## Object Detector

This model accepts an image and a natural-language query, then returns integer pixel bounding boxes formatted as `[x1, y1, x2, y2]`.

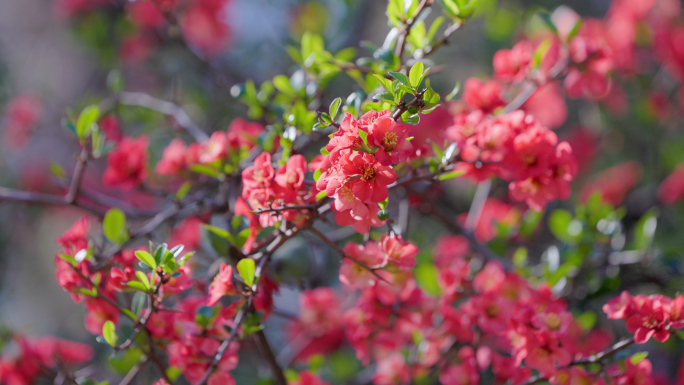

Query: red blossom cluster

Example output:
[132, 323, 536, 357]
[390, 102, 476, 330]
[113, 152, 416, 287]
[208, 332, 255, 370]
[2, 94, 43, 149]
[156, 118, 266, 177]
[315, 111, 413, 232]
[0, 335, 92, 385]
[447, 109, 578, 211]
[283, 234, 660, 385]
[241, 152, 314, 228]
[55, 0, 233, 61]
[50, 213, 284, 385]
[604, 291, 684, 343]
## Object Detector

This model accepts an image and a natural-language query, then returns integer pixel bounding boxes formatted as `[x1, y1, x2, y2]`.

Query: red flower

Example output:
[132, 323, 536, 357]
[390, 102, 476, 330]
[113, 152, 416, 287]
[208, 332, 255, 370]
[625, 295, 671, 343]
[380, 234, 419, 268]
[103, 136, 149, 190]
[463, 78, 506, 113]
[368, 115, 412, 165]
[156, 138, 188, 176]
[341, 152, 396, 203]
[207, 263, 238, 306]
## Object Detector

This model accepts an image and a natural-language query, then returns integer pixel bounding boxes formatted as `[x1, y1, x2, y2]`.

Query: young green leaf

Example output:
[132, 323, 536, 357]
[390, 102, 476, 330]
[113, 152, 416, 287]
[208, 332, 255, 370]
[531, 38, 552, 69]
[389, 72, 412, 88]
[126, 281, 149, 292]
[204, 225, 236, 244]
[76, 105, 100, 139]
[237, 258, 256, 287]
[103, 208, 129, 245]
[329, 97, 342, 121]
[567, 18, 583, 41]
[437, 170, 465, 180]
[409, 62, 426, 88]
[134, 250, 156, 269]
[102, 320, 117, 347]
[136, 271, 151, 290]
[357, 129, 369, 146]
[373, 74, 395, 95]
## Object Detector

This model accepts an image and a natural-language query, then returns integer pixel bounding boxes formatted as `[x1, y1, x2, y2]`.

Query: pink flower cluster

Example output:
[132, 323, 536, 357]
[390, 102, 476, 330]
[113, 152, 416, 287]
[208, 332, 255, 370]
[156, 118, 266, 177]
[336, 234, 633, 385]
[447, 109, 578, 210]
[316, 111, 411, 232]
[603, 291, 684, 343]
[51, 214, 285, 385]
[241, 152, 313, 228]
[339, 234, 419, 288]
[2, 94, 43, 149]
[56, 0, 233, 61]
[0, 335, 93, 385]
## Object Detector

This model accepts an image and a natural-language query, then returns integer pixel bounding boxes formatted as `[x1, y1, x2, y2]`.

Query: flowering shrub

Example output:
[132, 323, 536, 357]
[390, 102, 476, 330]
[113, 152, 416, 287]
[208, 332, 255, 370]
[2, 0, 684, 384]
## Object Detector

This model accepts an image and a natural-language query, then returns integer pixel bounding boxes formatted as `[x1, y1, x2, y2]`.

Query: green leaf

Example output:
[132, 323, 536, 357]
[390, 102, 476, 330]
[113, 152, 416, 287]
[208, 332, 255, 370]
[316, 190, 328, 201]
[513, 247, 527, 268]
[329, 97, 342, 121]
[377, 209, 390, 221]
[358, 129, 369, 147]
[440, 0, 461, 19]
[408, 62, 426, 88]
[414, 263, 441, 296]
[437, 170, 465, 180]
[633, 209, 657, 250]
[373, 74, 394, 95]
[136, 271, 151, 290]
[538, 13, 558, 35]
[313, 169, 322, 182]
[237, 258, 256, 287]
[126, 281, 149, 292]
[427, 16, 445, 42]
[76, 105, 100, 139]
[102, 320, 117, 347]
[121, 309, 138, 322]
[575, 311, 597, 331]
[204, 225, 236, 244]
[630, 352, 649, 365]
[567, 18, 583, 41]
[445, 81, 461, 101]
[531, 38, 552, 69]
[389, 72, 411, 88]
[273, 75, 295, 96]
[189, 164, 221, 178]
[234, 228, 252, 250]
[134, 250, 156, 269]
[50, 163, 66, 178]
[548, 209, 582, 244]
[176, 181, 192, 201]
[373, 92, 394, 102]
[103, 208, 129, 245]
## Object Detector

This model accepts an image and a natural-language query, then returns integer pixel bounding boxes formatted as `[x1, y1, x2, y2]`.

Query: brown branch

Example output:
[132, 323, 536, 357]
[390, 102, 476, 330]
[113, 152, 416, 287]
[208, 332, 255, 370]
[65, 148, 89, 204]
[421, 21, 464, 58]
[394, 0, 433, 61]
[254, 329, 287, 385]
[307, 226, 390, 284]
[118, 92, 209, 142]
[519, 338, 635, 385]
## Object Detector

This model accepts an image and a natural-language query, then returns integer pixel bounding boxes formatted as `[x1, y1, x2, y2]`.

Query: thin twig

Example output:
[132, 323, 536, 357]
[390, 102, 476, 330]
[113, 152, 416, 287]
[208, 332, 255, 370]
[394, 0, 433, 61]
[119, 92, 209, 142]
[307, 226, 389, 284]
[518, 338, 635, 385]
[254, 329, 287, 385]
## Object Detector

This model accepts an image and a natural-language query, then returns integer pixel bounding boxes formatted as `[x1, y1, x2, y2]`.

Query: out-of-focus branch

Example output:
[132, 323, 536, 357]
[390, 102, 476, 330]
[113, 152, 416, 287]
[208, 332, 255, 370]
[421, 20, 464, 58]
[118, 92, 209, 142]
[308, 226, 389, 283]
[65, 148, 88, 204]
[519, 338, 636, 385]
[394, 0, 433, 61]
